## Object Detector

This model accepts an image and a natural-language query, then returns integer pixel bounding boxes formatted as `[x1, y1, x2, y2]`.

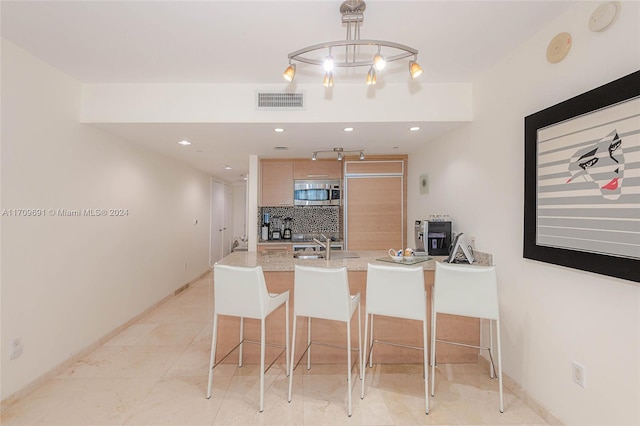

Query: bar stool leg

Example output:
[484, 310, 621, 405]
[207, 313, 219, 399]
[422, 317, 429, 414]
[288, 315, 297, 403]
[357, 303, 362, 380]
[361, 312, 369, 399]
[285, 299, 290, 377]
[259, 318, 266, 412]
[430, 307, 436, 397]
[369, 315, 374, 367]
[497, 319, 504, 413]
[346, 319, 352, 417]
[239, 317, 244, 367]
[307, 317, 312, 370]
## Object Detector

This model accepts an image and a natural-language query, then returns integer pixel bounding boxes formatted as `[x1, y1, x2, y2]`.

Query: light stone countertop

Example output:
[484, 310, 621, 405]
[215, 250, 492, 272]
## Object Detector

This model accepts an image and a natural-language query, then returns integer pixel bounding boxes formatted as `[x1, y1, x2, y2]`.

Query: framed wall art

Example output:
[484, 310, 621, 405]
[524, 70, 640, 283]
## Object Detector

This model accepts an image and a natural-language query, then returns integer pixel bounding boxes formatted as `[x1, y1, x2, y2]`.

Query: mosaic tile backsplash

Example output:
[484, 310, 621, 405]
[259, 206, 340, 235]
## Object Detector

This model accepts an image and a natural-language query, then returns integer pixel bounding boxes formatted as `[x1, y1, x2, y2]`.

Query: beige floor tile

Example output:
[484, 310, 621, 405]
[1, 377, 157, 426]
[104, 323, 160, 347]
[57, 345, 186, 379]
[123, 375, 229, 426]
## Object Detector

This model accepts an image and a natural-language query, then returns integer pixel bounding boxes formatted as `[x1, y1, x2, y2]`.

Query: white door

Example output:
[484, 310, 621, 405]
[210, 180, 225, 265]
[222, 184, 233, 257]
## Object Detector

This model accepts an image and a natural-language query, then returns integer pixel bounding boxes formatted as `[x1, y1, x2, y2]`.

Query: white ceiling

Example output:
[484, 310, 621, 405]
[1, 0, 576, 182]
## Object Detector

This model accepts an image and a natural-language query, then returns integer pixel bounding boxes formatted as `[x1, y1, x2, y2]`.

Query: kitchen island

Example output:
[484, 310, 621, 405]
[212, 250, 492, 365]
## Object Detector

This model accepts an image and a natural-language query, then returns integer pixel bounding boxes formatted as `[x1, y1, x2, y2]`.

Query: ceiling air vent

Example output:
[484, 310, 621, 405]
[256, 91, 305, 110]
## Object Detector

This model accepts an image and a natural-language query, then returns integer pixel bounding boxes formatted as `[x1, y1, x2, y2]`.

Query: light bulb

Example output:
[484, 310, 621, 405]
[323, 71, 334, 87]
[282, 63, 296, 82]
[409, 60, 423, 79]
[373, 52, 386, 71]
[323, 54, 334, 72]
[337, 152, 343, 161]
[366, 66, 376, 86]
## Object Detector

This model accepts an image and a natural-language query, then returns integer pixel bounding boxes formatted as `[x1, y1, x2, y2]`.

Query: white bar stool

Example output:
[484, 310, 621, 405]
[207, 264, 290, 413]
[287, 265, 362, 417]
[360, 263, 429, 414]
[431, 261, 503, 413]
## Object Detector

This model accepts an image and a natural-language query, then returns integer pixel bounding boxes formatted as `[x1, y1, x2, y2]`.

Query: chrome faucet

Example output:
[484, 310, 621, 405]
[313, 235, 331, 260]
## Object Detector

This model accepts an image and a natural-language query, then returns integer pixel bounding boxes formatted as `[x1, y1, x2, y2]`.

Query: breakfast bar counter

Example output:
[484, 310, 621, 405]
[216, 249, 492, 271]
[212, 250, 493, 365]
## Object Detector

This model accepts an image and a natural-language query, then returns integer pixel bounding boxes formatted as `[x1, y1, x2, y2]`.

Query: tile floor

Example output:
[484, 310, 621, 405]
[1, 273, 548, 425]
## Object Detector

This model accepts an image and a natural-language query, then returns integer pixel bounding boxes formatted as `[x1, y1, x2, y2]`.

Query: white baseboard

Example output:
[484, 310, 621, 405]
[477, 355, 563, 425]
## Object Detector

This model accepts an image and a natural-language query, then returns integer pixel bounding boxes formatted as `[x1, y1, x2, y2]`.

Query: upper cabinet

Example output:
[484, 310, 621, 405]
[261, 161, 294, 206]
[260, 159, 343, 207]
[293, 160, 342, 180]
[343, 157, 407, 250]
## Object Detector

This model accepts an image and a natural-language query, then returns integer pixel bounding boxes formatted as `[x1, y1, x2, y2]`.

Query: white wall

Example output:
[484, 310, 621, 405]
[232, 184, 247, 242]
[0, 40, 211, 400]
[408, 2, 639, 425]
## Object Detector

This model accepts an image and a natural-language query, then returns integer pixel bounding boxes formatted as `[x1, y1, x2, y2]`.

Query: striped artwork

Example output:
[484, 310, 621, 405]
[536, 96, 640, 260]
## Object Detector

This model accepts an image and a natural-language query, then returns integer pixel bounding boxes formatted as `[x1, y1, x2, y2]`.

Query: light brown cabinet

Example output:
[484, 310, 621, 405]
[293, 160, 341, 180]
[344, 158, 406, 250]
[261, 161, 293, 206]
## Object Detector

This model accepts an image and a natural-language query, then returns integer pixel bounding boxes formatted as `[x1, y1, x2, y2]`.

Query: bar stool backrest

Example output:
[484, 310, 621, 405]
[213, 264, 270, 319]
[294, 265, 351, 321]
[433, 262, 499, 320]
[366, 264, 426, 320]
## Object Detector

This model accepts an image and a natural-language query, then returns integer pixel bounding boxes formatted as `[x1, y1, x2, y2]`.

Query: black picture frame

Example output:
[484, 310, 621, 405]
[524, 70, 640, 283]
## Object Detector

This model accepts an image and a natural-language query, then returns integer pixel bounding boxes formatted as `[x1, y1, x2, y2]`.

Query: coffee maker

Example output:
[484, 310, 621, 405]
[415, 219, 452, 256]
[283, 217, 293, 240]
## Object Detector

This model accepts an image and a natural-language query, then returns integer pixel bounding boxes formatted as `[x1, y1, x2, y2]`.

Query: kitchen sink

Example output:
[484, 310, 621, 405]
[292, 251, 360, 260]
[293, 253, 325, 260]
[330, 251, 360, 259]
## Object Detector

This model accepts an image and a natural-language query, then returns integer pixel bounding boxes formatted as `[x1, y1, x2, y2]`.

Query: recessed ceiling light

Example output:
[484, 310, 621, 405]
[274, 128, 285, 133]
[178, 140, 191, 146]
[224, 165, 232, 170]
[273, 146, 289, 151]
[409, 126, 421, 131]
[343, 127, 354, 132]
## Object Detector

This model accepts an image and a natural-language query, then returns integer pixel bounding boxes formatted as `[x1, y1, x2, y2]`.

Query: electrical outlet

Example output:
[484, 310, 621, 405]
[572, 361, 585, 387]
[10, 338, 23, 360]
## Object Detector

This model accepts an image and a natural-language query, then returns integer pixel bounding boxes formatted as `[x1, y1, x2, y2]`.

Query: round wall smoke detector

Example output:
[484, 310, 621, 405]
[589, 2, 620, 32]
[546, 32, 572, 63]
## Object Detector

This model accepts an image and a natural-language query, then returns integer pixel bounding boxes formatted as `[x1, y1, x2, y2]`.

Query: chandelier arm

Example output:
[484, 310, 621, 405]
[288, 39, 418, 68]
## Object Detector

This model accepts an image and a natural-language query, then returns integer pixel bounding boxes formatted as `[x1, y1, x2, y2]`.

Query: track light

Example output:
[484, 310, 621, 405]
[373, 46, 386, 71]
[323, 71, 334, 87]
[366, 66, 376, 86]
[282, 63, 296, 82]
[409, 59, 423, 79]
[323, 49, 334, 72]
[310, 147, 365, 161]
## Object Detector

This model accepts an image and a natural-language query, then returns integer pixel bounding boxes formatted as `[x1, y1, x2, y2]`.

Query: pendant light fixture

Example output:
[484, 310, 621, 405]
[283, 0, 422, 86]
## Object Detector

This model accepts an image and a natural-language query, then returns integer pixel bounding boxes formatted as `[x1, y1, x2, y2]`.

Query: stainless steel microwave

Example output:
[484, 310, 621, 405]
[293, 180, 341, 206]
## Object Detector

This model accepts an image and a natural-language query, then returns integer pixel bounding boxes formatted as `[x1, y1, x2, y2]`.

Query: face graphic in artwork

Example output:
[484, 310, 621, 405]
[566, 130, 624, 200]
